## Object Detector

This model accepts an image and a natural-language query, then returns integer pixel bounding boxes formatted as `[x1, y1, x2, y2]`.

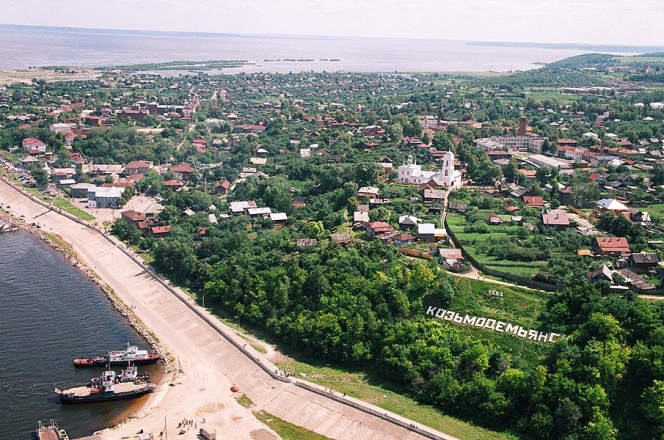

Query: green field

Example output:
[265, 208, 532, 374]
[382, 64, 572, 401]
[254, 411, 332, 440]
[445, 277, 550, 330]
[52, 197, 96, 221]
[446, 214, 546, 278]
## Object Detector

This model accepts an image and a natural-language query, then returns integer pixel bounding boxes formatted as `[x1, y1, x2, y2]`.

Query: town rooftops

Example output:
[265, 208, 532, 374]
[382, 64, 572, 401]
[593, 237, 631, 254]
[393, 233, 415, 242]
[438, 248, 463, 260]
[542, 210, 570, 227]
[596, 198, 628, 211]
[418, 223, 436, 235]
[71, 182, 96, 190]
[88, 186, 125, 198]
[354, 211, 370, 223]
[229, 201, 257, 214]
[399, 215, 421, 225]
[590, 263, 613, 281]
[424, 188, 446, 199]
[367, 221, 393, 233]
[358, 186, 380, 196]
[121, 210, 146, 222]
[523, 196, 545, 207]
[247, 207, 272, 216]
[270, 212, 288, 222]
[151, 225, 172, 234]
[22, 137, 46, 147]
[629, 252, 659, 265]
[330, 233, 351, 244]
[170, 163, 195, 173]
[297, 238, 318, 247]
[125, 160, 153, 169]
[83, 164, 125, 174]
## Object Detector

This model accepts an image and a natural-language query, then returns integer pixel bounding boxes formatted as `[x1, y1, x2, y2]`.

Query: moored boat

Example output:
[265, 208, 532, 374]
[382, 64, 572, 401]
[0, 221, 17, 233]
[35, 419, 69, 440]
[118, 363, 150, 383]
[73, 342, 160, 367]
[55, 369, 154, 404]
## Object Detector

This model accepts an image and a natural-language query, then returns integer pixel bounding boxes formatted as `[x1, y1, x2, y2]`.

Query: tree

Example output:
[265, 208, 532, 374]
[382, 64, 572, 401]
[27, 163, 48, 188]
[651, 162, 664, 185]
[369, 206, 390, 222]
[641, 380, 664, 424]
[387, 123, 403, 141]
[456, 344, 490, 380]
[571, 182, 600, 209]
[504, 158, 519, 183]
[408, 261, 436, 297]
[433, 131, 455, 151]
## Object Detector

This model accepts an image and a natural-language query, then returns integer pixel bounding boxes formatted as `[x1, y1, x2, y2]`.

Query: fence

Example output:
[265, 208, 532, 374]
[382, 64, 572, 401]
[398, 247, 434, 260]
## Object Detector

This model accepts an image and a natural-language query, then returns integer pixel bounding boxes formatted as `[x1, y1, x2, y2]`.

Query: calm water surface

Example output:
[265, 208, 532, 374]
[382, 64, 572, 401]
[0, 230, 160, 439]
[0, 25, 635, 73]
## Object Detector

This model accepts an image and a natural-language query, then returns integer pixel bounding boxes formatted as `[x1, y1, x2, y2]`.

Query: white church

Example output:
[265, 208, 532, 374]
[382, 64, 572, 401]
[396, 151, 462, 189]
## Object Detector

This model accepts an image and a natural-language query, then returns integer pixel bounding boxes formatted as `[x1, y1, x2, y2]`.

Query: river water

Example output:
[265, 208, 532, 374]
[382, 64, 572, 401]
[0, 25, 645, 73]
[0, 230, 160, 439]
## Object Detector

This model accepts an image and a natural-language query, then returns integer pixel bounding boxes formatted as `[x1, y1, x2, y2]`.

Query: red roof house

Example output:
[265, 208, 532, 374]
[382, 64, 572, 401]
[523, 196, 545, 207]
[22, 137, 46, 152]
[170, 163, 195, 180]
[541, 210, 570, 229]
[366, 221, 395, 239]
[592, 237, 631, 256]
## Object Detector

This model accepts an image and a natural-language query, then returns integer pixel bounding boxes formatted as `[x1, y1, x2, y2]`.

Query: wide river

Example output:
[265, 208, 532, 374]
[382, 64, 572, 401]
[0, 230, 160, 439]
[0, 25, 648, 73]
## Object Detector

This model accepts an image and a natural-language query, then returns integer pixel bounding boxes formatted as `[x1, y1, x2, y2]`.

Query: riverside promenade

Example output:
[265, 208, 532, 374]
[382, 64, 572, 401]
[0, 178, 457, 440]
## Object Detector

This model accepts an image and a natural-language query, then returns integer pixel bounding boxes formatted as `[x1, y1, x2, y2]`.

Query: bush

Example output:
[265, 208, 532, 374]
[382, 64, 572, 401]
[464, 221, 490, 234]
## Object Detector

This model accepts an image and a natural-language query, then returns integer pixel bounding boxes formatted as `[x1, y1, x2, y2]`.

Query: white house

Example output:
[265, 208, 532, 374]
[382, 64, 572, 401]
[357, 186, 380, 198]
[87, 186, 125, 208]
[49, 123, 72, 133]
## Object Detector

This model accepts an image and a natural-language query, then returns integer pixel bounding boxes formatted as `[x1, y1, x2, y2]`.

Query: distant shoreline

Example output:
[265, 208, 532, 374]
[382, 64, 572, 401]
[468, 40, 657, 55]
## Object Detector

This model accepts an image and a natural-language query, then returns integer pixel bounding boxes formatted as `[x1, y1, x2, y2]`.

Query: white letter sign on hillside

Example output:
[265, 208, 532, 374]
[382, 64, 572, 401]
[425, 306, 562, 343]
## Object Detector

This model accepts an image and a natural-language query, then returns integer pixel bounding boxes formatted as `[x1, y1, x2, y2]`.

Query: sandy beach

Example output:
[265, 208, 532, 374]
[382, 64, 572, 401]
[0, 67, 101, 86]
[0, 178, 456, 440]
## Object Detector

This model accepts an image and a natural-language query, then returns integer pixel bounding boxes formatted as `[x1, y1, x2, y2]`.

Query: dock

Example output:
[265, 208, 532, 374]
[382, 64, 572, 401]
[35, 420, 68, 440]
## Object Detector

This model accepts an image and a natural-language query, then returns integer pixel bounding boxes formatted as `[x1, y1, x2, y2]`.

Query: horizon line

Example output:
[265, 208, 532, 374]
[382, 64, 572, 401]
[1, 22, 662, 52]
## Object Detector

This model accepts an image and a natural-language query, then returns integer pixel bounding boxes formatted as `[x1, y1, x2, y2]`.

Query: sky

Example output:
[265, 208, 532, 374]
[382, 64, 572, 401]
[2, 0, 664, 46]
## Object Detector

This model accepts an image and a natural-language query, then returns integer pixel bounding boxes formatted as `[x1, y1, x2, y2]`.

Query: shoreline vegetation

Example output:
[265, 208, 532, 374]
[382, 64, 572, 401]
[92, 60, 250, 72]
